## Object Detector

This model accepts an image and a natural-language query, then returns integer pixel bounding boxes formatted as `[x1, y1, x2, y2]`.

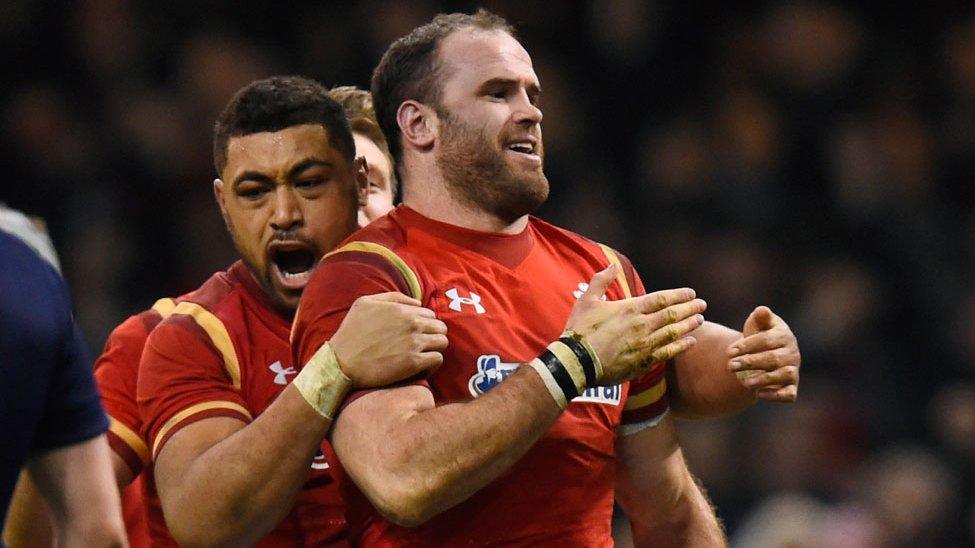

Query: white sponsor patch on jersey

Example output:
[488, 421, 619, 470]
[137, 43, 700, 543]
[469, 354, 621, 405]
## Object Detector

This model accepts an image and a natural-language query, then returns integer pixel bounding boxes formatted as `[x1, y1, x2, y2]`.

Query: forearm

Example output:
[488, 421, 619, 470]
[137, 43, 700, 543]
[335, 366, 562, 526]
[29, 435, 127, 548]
[628, 470, 725, 547]
[158, 386, 330, 546]
[616, 418, 725, 547]
[669, 321, 753, 418]
[3, 471, 53, 548]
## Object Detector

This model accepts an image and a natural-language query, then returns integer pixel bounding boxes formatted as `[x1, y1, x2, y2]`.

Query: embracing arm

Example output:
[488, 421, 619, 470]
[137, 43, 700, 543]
[333, 367, 561, 526]
[152, 385, 330, 547]
[615, 416, 725, 547]
[146, 292, 445, 547]
[668, 306, 801, 418]
[330, 267, 707, 527]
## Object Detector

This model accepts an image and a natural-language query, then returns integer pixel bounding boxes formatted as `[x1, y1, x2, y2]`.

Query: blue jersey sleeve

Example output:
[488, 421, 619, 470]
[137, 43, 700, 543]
[31, 318, 108, 452]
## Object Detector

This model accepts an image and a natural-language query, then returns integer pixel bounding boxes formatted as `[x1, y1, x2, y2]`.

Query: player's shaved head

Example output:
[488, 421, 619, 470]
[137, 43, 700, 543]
[371, 9, 515, 167]
[213, 75, 355, 176]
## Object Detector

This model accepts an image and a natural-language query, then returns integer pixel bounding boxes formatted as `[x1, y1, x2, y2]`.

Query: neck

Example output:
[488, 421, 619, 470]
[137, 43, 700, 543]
[400, 162, 528, 235]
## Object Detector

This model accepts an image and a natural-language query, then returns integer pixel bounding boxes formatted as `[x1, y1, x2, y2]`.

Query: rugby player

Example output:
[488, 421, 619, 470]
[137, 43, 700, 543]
[327, 86, 398, 226]
[292, 10, 800, 546]
[0, 210, 126, 547]
[132, 76, 447, 546]
[2, 82, 405, 548]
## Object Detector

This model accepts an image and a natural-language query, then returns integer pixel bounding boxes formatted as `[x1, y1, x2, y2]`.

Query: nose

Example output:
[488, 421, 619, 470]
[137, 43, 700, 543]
[513, 89, 543, 127]
[269, 186, 302, 231]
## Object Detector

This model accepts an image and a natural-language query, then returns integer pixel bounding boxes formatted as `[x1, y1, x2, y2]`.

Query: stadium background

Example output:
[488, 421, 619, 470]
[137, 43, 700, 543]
[2, 0, 974, 545]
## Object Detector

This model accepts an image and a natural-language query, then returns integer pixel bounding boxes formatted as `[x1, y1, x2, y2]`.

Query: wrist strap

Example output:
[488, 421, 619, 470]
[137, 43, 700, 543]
[561, 330, 603, 382]
[293, 342, 352, 420]
[528, 339, 593, 409]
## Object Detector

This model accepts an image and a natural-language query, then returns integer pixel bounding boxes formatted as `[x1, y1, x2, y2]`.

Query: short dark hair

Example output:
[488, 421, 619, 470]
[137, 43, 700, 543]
[328, 86, 399, 199]
[371, 9, 515, 165]
[213, 75, 355, 176]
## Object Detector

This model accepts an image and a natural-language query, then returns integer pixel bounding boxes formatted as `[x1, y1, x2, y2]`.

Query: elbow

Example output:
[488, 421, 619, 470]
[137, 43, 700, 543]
[362, 474, 443, 528]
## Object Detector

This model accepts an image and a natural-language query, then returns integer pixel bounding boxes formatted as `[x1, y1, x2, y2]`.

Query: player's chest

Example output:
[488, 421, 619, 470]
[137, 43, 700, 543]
[227, 326, 296, 415]
[420, 258, 625, 413]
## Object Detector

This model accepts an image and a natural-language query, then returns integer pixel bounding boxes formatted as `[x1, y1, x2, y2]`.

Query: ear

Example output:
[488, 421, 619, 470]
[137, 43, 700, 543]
[353, 156, 369, 208]
[397, 100, 437, 151]
[213, 178, 231, 229]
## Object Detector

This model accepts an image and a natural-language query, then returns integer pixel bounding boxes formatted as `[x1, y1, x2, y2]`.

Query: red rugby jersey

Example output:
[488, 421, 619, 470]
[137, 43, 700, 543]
[95, 298, 179, 547]
[138, 261, 346, 547]
[292, 206, 667, 546]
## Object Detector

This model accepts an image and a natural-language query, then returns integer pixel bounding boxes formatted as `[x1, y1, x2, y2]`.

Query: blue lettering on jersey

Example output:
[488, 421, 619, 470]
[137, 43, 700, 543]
[469, 354, 621, 405]
[468, 355, 520, 397]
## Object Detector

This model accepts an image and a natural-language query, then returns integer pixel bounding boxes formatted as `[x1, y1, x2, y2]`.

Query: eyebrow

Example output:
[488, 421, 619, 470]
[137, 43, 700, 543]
[477, 77, 542, 96]
[232, 158, 334, 186]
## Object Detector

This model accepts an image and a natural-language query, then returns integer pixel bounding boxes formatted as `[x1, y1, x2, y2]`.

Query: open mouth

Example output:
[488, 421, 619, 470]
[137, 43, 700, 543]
[269, 242, 317, 290]
[505, 140, 541, 163]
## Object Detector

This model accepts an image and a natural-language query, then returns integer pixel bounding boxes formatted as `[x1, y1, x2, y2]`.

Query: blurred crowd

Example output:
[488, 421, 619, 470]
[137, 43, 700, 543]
[2, 1, 974, 546]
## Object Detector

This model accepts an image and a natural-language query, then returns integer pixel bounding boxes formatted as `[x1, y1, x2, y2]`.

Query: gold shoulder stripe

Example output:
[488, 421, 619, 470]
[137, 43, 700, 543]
[624, 378, 667, 410]
[152, 400, 252, 458]
[171, 302, 241, 389]
[324, 241, 422, 300]
[598, 244, 632, 299]
[109, 417, 150, 465]
[151, 297, 176, 318]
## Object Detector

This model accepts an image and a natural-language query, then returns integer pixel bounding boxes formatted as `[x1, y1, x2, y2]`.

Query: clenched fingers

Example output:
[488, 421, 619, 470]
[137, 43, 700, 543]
[363, 291, 422, 307]
[755, 384, 797, 403]
[412, 316, 448, 335]
[728, 348, 798, 372]
[727, 328, 791, 357]
[737, 365, 799, 390]
[417, 333, 449, 352]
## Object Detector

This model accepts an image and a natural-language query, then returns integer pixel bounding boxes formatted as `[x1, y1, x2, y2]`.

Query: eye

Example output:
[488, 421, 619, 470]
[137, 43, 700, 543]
[237, 183, 269, 200]
[295, 177, 323, 190]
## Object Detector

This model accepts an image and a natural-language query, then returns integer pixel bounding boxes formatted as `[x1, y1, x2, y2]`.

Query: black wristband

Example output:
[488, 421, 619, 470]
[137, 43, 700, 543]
[538, 348, 579, 400]
[559, 336, 597, 388]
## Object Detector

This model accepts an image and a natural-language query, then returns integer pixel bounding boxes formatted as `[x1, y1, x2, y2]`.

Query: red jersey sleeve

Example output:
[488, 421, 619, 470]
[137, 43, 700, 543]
[614, 251, 670, 432]
[94, 310, 160, 476]
[292, 250, 420, 408]
[137, 315, 252, 460]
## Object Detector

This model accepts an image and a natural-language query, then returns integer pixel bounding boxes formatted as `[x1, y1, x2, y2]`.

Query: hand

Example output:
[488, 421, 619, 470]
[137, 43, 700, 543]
[565, 265, 707, 386]
[330, 292, 448, 388]
[727, 306, 800, 402]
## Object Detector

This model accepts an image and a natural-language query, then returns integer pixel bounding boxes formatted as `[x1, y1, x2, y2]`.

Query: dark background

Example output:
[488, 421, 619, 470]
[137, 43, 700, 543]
[3, 1, 974, 545]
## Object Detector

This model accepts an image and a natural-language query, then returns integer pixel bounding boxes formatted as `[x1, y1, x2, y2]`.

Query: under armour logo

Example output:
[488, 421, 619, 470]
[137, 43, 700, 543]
[446, 287, 485, 314]
[269, 361, 297, 385]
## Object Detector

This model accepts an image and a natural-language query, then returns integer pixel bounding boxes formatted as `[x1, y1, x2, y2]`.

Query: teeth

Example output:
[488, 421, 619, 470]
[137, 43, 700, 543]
[509, 143, 533, 153]
[283, 270, 310, 280]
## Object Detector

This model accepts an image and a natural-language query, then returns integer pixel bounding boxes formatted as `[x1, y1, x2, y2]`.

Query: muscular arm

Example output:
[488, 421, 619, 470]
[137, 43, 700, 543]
[669, 306, 802, 418]
[333, 367, 561, 527]
[25, 435, 127, 548]
[149, 292, 445, 546]
[615, 416, 725, 547]
[3, 452, 133, 547]
[667, 321, 754, 418]
[154, 385, 329, 547]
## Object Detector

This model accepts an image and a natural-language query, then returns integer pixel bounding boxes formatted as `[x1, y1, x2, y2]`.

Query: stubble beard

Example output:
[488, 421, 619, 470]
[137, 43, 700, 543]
[435, 112, 549, 225]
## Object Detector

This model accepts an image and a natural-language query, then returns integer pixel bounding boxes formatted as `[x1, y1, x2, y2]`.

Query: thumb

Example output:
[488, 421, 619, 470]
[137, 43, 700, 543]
[744, 306, 775, 335]
[581, 264, 617, 302]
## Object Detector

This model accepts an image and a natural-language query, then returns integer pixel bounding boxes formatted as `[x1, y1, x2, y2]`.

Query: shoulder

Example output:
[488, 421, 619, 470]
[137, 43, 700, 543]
[529, 217, 641, 294]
